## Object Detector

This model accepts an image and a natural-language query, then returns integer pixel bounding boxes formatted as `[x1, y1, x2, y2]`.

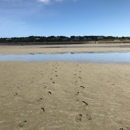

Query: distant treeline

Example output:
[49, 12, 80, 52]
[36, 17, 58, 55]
[0, 35, 130, 43]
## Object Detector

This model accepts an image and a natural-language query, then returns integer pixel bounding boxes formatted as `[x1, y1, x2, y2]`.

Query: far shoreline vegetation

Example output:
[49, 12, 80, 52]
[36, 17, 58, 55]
[0, 35, 130, 45]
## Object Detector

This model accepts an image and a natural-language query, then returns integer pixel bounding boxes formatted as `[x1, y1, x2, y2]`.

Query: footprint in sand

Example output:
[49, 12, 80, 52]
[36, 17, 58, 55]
[48, 91, 52, 94]
[75, 92, 79, 95]
[36, 98, 42, 102]
[17, 86, 22, 89]
[17, 120, 27, 128]
[44, 86, 47, 89]
[80, 86, 85, 89]
[75, 114, 82, 122]
[86, 114, 92, 120]
[82, 101, 88, 106]
[41, 107, 45, 112]
[14, 92, 18, 96]
[79, 77, 82, 79]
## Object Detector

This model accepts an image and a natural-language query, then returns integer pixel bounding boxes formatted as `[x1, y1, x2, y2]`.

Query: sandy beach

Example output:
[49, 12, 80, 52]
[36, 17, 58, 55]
[0, 43, 130, 54]
[0, 44, 130, 130]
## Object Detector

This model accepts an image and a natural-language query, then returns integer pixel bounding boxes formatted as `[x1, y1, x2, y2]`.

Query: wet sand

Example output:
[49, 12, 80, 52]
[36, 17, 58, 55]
[0, 61, 130, 130]
[1, 43, 130, 54]
[0, 44, 130, 129]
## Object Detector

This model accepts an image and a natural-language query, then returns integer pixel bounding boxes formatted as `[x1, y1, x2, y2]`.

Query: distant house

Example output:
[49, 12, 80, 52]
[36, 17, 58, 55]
[62, 37, 69, 41]
[49, 36, 58, 41]
[35, 38, 40, 40]
[84, 37, 91, 41]
[6, 38, 12, 41]
[56, 36, 60, 40]
[97, 36, 104, 40]
[34, 38, 40, 42]
[74, 36, 80, 41]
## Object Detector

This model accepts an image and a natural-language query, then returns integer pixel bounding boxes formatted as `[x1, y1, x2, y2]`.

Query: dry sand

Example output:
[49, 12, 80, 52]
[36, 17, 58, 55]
[0, 44, 130, 130]
[0, 61, 130, 130]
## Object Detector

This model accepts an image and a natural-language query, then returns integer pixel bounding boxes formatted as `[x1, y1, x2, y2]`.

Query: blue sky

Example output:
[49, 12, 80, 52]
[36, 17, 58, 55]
[0, 0, 130, 37]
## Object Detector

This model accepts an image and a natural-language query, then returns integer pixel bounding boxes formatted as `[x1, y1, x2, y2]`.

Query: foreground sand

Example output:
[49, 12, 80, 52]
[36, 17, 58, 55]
[0, 61, 130, 130]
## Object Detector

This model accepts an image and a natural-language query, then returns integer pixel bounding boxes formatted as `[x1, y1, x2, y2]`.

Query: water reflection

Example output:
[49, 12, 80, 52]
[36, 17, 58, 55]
[0, 52, 130, 63]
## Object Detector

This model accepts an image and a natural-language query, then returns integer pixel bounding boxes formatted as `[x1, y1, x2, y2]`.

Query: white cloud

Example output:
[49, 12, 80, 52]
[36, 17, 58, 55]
[37, 0, 64, 4]
[37, 0, 78, 4]
[37, 0, 51, 4]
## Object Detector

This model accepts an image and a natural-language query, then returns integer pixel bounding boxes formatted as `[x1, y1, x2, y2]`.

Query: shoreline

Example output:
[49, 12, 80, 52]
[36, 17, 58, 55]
[0, 43, 130, 54]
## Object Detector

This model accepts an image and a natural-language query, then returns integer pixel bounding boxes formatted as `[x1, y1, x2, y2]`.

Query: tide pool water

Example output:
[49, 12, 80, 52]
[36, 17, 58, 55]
[0, 52, 130, 63]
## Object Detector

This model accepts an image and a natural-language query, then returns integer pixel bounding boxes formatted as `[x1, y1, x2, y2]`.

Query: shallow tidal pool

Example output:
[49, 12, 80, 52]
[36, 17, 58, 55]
[0, 52, 130, 63]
